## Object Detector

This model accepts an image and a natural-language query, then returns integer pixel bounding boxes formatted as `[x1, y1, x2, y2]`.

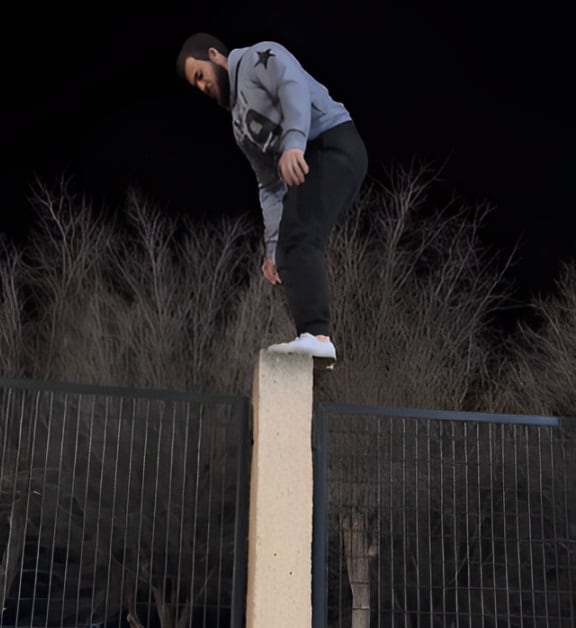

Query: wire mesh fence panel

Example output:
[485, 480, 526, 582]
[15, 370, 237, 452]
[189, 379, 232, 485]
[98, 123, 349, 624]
[316, 407, 576, 628]
[0, 379, 250, 628]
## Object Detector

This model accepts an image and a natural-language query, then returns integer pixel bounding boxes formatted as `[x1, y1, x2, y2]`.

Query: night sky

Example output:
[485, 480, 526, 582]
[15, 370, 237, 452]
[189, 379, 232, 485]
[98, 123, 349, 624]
[2, 5, 575, 313]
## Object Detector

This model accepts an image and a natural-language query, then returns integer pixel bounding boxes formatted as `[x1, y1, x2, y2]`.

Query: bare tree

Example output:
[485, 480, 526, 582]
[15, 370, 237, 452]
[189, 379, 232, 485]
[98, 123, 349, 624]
[482, 260, 576, 417]
[208, 260, 295, 395]
[317, 165, 510, 408]
[0, 238, 26, 378]
[7, 179, 251, 391]
[1, 167, 509, 400]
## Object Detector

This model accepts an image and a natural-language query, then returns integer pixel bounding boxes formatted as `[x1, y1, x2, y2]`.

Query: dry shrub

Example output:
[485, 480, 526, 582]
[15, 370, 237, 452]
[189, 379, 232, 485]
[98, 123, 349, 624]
[484, 261, 576, 417]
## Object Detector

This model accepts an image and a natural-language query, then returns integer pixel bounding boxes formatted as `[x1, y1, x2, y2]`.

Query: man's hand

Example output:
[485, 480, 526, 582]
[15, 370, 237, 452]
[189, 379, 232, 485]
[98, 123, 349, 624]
[261, 259, 282, 285]
[279, 149, 309, 186]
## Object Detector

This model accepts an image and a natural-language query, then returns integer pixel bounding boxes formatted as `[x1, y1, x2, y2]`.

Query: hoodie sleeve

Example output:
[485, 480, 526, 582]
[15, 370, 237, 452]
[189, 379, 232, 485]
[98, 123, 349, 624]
[259, 179, 287, 261]
[250, 46, 311, 153]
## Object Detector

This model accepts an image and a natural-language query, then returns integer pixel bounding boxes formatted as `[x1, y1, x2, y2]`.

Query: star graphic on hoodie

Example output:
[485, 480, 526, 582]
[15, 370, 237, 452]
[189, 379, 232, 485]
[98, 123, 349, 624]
[255, 49, 275, 69]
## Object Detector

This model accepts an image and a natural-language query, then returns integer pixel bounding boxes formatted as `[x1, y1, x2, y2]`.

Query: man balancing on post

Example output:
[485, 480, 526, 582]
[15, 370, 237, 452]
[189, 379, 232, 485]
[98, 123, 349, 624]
[176, 33, 368, 369]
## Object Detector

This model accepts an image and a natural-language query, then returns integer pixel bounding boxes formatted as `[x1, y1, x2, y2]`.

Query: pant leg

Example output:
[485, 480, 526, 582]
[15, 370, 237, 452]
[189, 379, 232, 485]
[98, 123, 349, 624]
[275, 121, 368, 336]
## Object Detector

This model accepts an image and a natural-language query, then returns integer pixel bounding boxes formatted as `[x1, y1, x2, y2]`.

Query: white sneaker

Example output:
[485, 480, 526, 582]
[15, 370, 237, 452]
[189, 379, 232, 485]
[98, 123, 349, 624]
[267, 333, 337, 361]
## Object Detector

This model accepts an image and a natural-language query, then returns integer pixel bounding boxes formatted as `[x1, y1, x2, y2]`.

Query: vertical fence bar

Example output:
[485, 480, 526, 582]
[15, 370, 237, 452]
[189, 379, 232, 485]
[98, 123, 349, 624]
[560, 428, 575, 626]
[414, 418, 421, 625]
[387, 418, 394, 625]
[231, 396, 251, 628]
[450, 420, 459, 627]
[426, 419, 434, 628]
[463, 421, 472, 627]
[401, 415, 408, 626]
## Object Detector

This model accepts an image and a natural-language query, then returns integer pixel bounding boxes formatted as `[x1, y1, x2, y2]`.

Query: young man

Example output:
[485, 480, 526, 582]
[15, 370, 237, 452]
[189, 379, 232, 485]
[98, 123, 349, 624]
[176, 33, 368, 367]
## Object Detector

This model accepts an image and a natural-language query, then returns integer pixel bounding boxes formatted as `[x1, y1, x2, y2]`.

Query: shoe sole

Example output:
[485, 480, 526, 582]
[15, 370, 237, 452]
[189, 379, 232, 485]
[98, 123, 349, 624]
[313, 356, 336, 371]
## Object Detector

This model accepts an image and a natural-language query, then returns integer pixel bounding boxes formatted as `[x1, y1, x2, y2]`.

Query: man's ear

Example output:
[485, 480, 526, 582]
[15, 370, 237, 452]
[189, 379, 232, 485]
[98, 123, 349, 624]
[208, 47, 227, 67]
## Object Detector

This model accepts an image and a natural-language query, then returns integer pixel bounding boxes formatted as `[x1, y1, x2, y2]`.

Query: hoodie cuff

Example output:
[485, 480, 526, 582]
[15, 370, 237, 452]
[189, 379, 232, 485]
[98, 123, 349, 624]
[282, 129, 307, 152]
[265, 240, 277, 262]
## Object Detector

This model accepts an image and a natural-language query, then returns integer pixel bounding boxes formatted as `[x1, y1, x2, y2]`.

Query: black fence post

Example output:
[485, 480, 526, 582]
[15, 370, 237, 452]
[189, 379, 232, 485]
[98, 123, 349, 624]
[231, 396, 252, 628]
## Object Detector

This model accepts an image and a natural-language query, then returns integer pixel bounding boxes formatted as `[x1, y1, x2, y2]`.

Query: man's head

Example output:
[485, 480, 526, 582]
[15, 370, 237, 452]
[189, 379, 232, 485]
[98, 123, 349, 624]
[176, 33, 231, 109]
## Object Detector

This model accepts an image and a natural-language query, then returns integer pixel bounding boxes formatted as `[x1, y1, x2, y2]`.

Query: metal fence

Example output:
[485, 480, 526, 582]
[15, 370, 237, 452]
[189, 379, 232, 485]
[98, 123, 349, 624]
[0, 377, 251, 628]
[5, 376, 576, 627]
[313, 405, 576, 628]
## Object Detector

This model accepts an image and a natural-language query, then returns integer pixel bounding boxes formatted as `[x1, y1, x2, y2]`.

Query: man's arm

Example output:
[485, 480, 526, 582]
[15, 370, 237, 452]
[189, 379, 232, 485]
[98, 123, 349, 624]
[251, 45, 312, 154]
[247, 45, 313, 279]
[259, 179, 286, 262]
[258, 180, 286, 284]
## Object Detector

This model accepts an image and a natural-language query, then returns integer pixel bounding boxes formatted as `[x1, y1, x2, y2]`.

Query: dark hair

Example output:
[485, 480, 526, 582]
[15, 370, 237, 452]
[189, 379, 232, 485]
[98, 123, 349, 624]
[176, 32, 229, 79]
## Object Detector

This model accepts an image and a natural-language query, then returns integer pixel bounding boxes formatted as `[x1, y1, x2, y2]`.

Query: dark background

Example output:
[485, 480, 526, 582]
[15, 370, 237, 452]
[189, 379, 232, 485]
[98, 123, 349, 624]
[1, 4, 575, 320]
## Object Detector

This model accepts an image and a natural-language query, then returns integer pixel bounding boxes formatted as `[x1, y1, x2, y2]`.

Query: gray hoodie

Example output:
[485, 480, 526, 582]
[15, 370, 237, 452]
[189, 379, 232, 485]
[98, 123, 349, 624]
[227, 41, 352, 260]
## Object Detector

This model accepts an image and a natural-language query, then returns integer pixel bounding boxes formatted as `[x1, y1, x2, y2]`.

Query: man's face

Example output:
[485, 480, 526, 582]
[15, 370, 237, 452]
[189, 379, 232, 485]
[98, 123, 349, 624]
[184, 56, 230, 109]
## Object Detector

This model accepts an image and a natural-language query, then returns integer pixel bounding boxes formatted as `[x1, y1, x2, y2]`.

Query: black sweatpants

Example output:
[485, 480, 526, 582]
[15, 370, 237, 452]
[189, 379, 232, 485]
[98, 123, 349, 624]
[275, 121, 368, 337]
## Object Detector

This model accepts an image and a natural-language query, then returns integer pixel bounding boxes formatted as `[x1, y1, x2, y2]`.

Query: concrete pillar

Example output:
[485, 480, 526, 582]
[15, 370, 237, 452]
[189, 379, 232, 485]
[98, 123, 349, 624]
[246, 349, 314, 628]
